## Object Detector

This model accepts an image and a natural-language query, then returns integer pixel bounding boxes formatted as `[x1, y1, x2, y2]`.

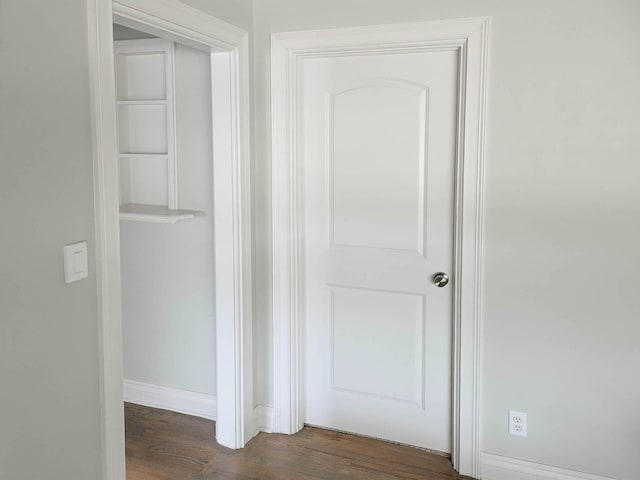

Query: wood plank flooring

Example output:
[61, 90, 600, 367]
[125, 403, 472, 480]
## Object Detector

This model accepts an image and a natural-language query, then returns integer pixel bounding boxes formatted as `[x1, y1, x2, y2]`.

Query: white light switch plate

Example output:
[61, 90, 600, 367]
[63, 241, 88, 284]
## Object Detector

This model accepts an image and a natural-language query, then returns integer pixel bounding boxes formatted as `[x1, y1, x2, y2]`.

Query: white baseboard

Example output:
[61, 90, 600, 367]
[481, 452, 620, 480]
[255, 404, 275, 433]
[123, 379, 217, 421]
[123, 380, 274, 436]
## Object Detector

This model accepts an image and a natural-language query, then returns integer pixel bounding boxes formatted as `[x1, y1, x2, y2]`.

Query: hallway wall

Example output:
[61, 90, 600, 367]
[0, 1, 102, 478]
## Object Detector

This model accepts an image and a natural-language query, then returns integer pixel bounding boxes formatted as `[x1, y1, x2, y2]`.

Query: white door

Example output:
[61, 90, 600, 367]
[303, 49, 458, 453]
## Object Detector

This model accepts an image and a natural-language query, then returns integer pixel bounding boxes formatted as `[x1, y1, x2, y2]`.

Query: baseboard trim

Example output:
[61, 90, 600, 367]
[255, 404, 275, 433]
[481, 452, 620, 480]
[123, 379, 217, 421]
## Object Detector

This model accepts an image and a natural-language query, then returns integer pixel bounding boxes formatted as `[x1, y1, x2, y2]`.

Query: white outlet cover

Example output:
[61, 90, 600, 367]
[509, 410, 527, 437]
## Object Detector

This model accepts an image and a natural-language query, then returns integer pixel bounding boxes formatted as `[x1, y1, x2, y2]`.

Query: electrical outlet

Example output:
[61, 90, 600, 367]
[509, 410, 527, 437]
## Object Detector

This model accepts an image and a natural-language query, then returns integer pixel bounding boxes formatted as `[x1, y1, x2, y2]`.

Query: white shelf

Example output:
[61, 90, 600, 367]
[118, 99, 167, 105]
[115, 39, 179, 212]
[119, 153, 168, 158]
[120, 204, 204, 224]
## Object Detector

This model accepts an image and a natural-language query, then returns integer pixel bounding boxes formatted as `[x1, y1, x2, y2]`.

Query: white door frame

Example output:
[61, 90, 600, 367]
[271, 17, 489, 478]
[86, 0, 253, 478]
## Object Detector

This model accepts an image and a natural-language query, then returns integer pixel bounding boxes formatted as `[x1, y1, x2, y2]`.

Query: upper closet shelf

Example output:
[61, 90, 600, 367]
[117, 99, 167, 105]
[120, 204, 205, 224]
[119, 153, 168, 158]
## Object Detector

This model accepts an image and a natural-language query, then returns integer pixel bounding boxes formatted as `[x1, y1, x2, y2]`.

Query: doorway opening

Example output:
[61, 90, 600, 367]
[88, 2, 253, 478]
[113, 18, 217, 423]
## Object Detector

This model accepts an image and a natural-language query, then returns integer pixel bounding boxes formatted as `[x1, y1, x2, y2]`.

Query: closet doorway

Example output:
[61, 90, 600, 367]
[114, 20, 216, 423]
[88, 2, 253, 477]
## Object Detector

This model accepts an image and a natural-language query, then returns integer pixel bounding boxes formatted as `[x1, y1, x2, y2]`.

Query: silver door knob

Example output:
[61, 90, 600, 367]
[433, 272, 449, 287]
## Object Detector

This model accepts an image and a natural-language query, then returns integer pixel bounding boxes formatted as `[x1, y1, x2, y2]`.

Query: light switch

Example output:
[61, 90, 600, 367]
[64, 241, 88, 284]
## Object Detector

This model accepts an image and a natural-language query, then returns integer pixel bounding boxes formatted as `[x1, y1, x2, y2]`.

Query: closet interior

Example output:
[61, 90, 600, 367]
[113, 22, 217, 420]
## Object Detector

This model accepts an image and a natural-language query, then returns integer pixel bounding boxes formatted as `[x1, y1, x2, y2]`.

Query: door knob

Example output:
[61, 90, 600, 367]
[432, 272, 449, 287]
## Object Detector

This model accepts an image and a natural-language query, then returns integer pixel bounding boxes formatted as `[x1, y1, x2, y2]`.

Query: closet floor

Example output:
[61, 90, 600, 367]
[125, 402, 471, 479]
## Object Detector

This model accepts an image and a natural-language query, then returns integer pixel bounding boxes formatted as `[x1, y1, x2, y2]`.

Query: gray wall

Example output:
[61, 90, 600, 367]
[113, 24, 156, 40]
[179, 0, 254, 32]
[120, 44, 216, 395]
[0, 1, 102, 479]
[251, 1, 640, 479]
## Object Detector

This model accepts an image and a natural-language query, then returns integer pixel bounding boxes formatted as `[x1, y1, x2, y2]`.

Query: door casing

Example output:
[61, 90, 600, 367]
[87, 0, 253, 478]
[271, 17, 490, 477]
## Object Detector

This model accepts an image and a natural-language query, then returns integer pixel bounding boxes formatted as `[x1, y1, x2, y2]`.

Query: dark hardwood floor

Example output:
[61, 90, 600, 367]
[125, 403, 472, 480]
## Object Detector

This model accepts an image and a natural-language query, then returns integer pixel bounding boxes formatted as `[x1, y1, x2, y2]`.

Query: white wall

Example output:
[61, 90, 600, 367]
[252, 1, 640, 479]
[120, 44, 216, 396]
[0, 1, 102, 479]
